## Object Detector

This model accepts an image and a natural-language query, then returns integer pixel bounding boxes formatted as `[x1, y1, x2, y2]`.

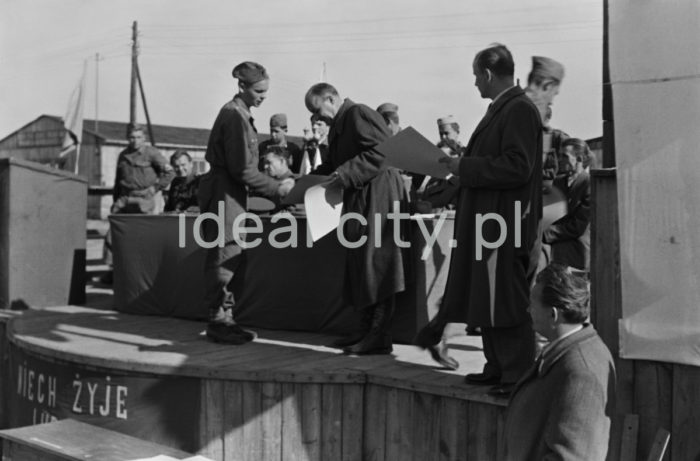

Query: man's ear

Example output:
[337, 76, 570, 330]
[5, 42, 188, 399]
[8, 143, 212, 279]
[550, 307, 559, 325]
[486, 69, 493, 82]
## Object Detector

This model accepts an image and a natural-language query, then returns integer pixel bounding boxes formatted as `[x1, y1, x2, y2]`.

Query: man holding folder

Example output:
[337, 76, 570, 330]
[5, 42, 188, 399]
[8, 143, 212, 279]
[304, 83, 409, 355]
[416, 44, 542, 396]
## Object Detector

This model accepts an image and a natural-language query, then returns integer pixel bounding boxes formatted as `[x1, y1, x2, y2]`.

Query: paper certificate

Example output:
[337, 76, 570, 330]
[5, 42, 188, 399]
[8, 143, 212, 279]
[304, 180, 343, 242]
[375, 126, 452, 179]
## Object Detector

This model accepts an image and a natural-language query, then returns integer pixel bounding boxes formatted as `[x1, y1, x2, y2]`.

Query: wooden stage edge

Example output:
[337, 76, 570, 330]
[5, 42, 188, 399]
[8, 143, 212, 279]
[3, 307, 507, 460]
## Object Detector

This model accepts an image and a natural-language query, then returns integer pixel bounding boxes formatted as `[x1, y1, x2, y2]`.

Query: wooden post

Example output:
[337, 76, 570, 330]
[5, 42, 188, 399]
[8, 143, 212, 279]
[129, 21, 138, 128]
[135, 61, 156, 146]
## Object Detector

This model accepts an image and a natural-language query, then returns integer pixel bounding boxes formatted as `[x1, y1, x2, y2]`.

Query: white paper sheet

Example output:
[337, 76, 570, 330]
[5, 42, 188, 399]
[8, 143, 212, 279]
[375, 126, 452, 178]
[304, 180, 343, 242]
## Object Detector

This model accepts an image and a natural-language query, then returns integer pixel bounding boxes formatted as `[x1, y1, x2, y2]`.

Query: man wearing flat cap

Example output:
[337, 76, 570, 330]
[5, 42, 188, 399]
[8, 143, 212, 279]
[258, 113, 303, 174]
[376, 102, 401, 136]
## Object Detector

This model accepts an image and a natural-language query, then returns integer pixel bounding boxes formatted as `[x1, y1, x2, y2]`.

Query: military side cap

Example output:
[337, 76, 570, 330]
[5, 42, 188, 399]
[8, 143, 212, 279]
[376, 102, 399, 115]
[531, 56, 565, 83]
[232, 61, 269, 84]
[270, 113, 287, 128]
[437, 115, 456, 127]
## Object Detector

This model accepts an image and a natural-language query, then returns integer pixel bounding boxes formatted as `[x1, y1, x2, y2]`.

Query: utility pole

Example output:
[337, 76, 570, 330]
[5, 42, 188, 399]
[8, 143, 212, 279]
[94, 52, 100, 135]
[129, 20, 139, 128]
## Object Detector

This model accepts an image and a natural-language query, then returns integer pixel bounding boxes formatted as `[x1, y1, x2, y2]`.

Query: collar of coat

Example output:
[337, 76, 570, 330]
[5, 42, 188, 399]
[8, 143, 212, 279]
[538, 323, 598, 376]
[232, 95, 255, 129]
[471, 86, 532, 139]
[330, 98, 354, 137]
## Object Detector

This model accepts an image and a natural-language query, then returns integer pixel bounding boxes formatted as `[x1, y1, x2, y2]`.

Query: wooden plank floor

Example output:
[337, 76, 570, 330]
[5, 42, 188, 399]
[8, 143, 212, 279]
[8, 304, 503, 406]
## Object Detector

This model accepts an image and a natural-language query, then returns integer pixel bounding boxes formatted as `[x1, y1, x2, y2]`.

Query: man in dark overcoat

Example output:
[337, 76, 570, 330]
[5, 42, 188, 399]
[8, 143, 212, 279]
[417, 44, 542, 395]
[305, 83, 409, 355]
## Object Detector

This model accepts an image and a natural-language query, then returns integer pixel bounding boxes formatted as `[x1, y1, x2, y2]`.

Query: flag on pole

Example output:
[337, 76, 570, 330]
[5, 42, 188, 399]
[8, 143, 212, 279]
[59, 64, 86, 174]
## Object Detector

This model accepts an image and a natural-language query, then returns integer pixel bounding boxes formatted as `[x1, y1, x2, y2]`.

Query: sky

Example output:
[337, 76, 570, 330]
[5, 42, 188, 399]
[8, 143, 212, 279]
[0, 0, 602, 145]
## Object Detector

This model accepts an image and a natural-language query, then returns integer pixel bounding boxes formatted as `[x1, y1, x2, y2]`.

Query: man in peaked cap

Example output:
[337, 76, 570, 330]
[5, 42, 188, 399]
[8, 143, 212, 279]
[376, 102, 401, 136]
[525, 56, 565, 123]
[258, 113, 303, 173]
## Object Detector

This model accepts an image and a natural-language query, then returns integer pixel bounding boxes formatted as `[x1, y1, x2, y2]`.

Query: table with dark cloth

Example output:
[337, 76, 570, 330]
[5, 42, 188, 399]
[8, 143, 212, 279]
[110, 213, 454, 342]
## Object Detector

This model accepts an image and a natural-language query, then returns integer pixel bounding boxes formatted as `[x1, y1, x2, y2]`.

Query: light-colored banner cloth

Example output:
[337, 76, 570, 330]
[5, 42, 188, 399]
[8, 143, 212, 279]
[612, 0, 700, 366]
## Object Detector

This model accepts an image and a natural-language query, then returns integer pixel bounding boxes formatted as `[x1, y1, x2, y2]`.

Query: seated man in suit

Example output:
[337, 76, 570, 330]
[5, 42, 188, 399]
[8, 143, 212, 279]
[164, 149, 200, 213]
[504, 263, 615, 460]
[543, 138, 592, 272]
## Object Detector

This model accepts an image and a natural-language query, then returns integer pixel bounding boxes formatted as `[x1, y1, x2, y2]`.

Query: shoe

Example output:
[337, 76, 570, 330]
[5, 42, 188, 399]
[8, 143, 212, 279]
[426, 342, 459, 370]
[464, 372, 501, 385]
[487, 383, 515, 398]
[206, 322, 256, 345]
[466, 326, 482, 336]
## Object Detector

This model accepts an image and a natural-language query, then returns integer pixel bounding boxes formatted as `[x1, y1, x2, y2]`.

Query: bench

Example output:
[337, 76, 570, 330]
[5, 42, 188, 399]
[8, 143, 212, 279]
[0, 419, 205, 461]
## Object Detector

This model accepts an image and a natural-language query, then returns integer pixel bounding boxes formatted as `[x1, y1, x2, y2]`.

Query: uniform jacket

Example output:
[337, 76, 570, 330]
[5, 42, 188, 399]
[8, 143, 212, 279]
[313, 98, 409, 308]
[198, 95, 280, 242]
[504, 324, 616, 461]
[441, 86, 542, 327]
[543, 171, 591, 270]
[113, 144, 173, 200]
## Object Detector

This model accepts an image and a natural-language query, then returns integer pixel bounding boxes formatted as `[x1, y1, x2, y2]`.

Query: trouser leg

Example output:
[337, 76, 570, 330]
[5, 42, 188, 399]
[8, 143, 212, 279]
[482, 320, 535, 384]
[201, 242, 243, 320]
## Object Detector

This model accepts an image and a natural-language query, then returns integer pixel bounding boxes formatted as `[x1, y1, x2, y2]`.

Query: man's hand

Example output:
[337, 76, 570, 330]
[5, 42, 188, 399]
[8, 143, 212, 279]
[277, 178, 295, 197]
[327, 171, 344, 189]
[439, 156, 461, 176]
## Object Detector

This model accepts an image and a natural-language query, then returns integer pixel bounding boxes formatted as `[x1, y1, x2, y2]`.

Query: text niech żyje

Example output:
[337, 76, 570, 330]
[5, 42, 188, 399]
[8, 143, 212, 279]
[179, 200, 528, 261]
[16, 361, 128, 424]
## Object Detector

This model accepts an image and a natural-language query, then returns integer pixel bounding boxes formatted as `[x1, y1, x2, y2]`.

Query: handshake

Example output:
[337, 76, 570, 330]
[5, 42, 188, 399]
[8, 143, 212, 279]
[277, 177, 295, 197]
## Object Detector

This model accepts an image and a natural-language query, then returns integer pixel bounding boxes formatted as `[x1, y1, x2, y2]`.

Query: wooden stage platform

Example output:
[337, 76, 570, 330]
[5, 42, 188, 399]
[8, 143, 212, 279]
[2, 304, 507, 461]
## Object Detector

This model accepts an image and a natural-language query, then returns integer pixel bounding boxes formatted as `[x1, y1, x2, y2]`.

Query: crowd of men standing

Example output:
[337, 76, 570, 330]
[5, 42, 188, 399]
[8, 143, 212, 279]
[102, 42, 611, 460]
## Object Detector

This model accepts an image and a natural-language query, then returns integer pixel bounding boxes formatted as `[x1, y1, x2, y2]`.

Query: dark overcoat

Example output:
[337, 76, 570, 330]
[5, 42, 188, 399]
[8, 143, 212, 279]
[313, 99, 408, 309]
[543, 171, 591, 270]
[504, 325, 616, 461]
[441, 86, 542, 327]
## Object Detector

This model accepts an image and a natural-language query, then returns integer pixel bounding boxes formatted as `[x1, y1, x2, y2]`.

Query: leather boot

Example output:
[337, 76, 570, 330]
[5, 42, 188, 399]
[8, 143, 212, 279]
[343, 299, 395, 355]
[328, 308, 373, 348]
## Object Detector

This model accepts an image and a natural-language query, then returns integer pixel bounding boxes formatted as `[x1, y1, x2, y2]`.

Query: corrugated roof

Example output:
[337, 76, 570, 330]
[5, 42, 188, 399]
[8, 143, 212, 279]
[81, 118, 303, 147]
[5, 115, 302, 148]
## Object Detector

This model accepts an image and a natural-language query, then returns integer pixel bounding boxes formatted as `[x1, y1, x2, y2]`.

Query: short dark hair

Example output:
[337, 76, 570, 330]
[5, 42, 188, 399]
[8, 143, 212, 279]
[263, 145, 290, 161]
[305, 83, 339, 112]
[474, 43, 515, 77]
[536, 263, 590, 324]
[170, 149, 192, 165]
[562, 138, 594, 169]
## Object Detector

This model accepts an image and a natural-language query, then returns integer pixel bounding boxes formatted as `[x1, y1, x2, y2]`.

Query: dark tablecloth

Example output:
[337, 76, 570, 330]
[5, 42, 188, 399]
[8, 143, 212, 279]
[111, 213, 454, 342]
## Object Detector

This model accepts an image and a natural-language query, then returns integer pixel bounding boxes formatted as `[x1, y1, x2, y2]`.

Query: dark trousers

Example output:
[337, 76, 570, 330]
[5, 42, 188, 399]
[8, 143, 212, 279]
[201, 242, 244, 318]
[481, 320, 535, 384]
